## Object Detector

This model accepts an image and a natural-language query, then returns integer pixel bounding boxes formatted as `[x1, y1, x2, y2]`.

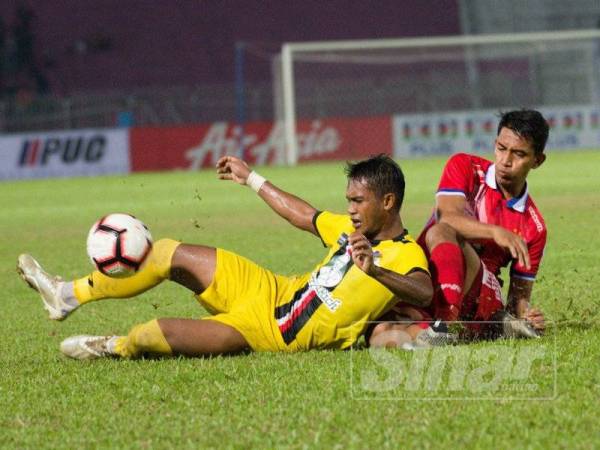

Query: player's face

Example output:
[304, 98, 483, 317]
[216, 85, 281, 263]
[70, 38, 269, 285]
[346, 178, 386, 239]
[494, 127, 545, 194]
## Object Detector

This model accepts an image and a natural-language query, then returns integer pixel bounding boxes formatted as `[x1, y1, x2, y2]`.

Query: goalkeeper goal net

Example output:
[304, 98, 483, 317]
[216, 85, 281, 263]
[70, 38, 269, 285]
[274, 29, 600, 165]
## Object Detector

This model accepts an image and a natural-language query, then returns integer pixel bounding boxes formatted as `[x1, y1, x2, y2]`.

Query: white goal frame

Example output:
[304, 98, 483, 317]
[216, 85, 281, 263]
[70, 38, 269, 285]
[280, 29, 600, 165]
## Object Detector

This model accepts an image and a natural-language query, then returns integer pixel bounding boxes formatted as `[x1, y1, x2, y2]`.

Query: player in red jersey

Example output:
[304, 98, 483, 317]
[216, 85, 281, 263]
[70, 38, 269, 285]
[369, 110, 548, 347]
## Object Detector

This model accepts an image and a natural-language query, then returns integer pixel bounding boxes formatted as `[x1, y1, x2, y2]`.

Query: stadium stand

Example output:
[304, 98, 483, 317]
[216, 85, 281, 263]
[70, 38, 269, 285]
[2, 1, 600, 132]
[0, 0, 460, 131]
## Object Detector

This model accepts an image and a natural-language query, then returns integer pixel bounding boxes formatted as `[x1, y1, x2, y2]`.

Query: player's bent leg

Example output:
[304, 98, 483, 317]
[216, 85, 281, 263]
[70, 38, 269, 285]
[72, 238, 181, 306]
[20, 239, 186, 320]
[21, 238, 221, 322]
[60, 317, 248, 360]
[159, 318, 249, 356]
[73, 239, 217, 306]
[61, 318, 172, 360]
[424, 224, 486, 295]
[424, 222, 461, 249]
[425, 223, 466, 321]
[462, 242, 483, 295]
[169, 244, 217, 293]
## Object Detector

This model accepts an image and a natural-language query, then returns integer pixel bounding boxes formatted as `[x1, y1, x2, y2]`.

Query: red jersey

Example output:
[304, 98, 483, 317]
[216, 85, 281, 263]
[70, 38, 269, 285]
[418, 153, 547, 282]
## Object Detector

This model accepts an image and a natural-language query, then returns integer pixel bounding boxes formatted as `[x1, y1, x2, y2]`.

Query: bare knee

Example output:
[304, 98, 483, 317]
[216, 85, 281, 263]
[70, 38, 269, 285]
[425, 222, 460, 251]
[169, 243, 216, 293]
[369, 323, 413, 348]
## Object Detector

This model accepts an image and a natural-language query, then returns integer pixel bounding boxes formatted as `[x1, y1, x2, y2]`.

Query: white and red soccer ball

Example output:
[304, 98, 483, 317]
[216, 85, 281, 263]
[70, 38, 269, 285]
[86, 213, 153, 278]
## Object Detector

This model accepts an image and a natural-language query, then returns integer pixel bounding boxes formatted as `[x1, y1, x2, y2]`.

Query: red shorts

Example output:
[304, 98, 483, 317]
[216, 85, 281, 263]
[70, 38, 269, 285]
[391, 260, 505, 323]
[458, 261, 505, 321]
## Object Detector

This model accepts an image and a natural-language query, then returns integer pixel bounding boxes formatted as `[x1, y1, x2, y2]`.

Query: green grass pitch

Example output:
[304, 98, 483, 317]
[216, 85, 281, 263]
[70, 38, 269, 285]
[2, 151, 600, 448]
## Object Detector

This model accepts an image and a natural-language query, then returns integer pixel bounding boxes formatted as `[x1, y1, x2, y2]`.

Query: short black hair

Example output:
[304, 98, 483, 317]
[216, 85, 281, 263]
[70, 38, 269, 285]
[497, 109, 549, 155]
[345, 154, 405, 211]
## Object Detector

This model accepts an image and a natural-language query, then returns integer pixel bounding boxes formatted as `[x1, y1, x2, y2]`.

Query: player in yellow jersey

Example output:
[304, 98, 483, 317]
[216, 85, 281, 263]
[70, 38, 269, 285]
[17, 154, 433, 359]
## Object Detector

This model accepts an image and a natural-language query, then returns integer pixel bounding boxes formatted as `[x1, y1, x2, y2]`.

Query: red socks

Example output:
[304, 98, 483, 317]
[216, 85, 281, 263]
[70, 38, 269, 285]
[429, 243, 465, 321]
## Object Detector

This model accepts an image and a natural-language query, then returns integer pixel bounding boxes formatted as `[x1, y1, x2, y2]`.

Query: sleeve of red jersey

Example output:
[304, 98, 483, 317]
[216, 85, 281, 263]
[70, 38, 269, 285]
[436, 153, 473, 197]
[510, 229, 547, 281]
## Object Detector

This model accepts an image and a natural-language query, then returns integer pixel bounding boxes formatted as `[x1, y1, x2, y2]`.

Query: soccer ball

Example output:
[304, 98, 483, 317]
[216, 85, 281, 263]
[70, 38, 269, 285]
[86, 213, 153, 278]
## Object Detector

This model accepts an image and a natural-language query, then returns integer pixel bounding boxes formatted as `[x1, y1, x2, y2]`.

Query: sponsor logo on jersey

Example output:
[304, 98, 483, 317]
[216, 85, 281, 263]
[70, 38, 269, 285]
[528, 206, 544, 233]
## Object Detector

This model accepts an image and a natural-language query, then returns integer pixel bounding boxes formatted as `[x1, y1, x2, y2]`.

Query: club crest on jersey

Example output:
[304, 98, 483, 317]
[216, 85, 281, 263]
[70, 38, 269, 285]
[314, 248, 352, 288]
[306, 232, 355, 311]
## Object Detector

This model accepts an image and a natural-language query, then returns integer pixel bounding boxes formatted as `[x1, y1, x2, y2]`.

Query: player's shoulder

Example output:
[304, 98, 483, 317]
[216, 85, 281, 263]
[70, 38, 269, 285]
[401, 231, 419, 245]
[316, 210, 351, 225]
[443, 153, 493, 176]
[381, 231, 429, 272]
[314, 210, 354, 239]
[446, 152, 492, 167]
[385, 231, 424, 254]
[439, 153, 492, 193]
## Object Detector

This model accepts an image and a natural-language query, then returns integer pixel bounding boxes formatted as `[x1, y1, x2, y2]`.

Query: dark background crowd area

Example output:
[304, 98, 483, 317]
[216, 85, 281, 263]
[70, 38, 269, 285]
[0, 4, 49, 105]
[0, 1, 459, 104]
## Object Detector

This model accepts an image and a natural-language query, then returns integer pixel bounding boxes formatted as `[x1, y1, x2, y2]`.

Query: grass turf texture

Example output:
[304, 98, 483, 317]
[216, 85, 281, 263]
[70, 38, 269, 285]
[2, 150, 600, 448]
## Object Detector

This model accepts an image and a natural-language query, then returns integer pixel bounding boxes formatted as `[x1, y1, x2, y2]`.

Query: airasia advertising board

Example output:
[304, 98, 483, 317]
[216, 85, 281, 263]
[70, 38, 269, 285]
[130, 117, 392, 171]
[0, 128, 130, 180]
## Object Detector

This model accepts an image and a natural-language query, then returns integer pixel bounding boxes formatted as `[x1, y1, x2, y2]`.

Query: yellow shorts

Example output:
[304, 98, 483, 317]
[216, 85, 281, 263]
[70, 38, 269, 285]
[197, 248, 309, 352]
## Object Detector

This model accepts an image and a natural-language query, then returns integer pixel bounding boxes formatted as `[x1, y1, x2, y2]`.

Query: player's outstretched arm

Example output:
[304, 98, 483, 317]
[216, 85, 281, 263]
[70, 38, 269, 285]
[348, 232, 433, 306]
[216, 156, 318, 235]
[507, 277, 545, 331]
[436, 195, 531, 269]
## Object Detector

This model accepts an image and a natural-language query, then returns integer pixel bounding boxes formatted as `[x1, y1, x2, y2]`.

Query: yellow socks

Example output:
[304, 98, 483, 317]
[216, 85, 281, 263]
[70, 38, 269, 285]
[113, 319, 173, 358]
[73, 238, 180, 304]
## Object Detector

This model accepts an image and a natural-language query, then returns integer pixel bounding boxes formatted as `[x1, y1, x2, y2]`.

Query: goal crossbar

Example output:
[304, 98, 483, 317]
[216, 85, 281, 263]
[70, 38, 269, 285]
[283, 29, 600, 53]
[281, 29, 600, 165]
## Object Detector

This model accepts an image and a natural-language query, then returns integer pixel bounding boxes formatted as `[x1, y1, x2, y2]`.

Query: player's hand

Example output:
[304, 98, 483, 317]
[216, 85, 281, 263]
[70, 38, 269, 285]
[216, 156, 251, 185]
[492, 226, 530, 270]
[522, 307, 545, 331]
[348, 232, 375, 275]
[435, 303, 460, 322]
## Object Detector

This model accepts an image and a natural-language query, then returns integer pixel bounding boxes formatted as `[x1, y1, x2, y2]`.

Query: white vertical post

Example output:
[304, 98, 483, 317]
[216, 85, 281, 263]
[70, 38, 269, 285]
[281, 44, 298, 165]
[588, 40, 600, 105]
[271, 54, 285, 164]
[459, 0, 481, 109]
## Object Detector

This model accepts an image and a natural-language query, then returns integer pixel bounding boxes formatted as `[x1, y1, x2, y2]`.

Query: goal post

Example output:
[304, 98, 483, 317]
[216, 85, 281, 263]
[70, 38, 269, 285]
[281, 44, 297, 165]
[278, 29, 600, 165]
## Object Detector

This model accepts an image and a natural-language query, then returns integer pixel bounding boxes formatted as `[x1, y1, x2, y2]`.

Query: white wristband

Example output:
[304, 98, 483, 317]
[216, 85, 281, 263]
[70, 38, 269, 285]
[246, 170, 267, 193]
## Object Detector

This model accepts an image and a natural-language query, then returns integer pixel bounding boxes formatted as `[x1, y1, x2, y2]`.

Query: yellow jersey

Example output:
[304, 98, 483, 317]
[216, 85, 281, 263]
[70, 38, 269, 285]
[277, 211, 429, 350]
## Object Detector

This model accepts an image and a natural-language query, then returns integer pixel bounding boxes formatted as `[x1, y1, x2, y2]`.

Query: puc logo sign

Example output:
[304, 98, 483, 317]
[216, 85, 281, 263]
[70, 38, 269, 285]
[18, 135, 106, 167]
